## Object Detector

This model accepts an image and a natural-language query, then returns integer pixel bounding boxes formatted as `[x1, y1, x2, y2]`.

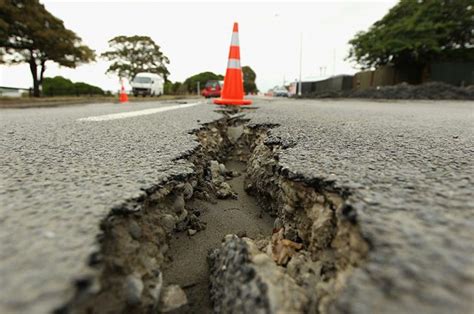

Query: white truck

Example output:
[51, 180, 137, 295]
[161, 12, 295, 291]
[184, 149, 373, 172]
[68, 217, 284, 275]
[131, 73, 164, 97]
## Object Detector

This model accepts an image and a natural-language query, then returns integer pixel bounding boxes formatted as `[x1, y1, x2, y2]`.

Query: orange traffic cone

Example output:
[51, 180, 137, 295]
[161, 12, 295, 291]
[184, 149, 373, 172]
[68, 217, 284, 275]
[119, 79, 129, 103]
[214, 22, 252, 106]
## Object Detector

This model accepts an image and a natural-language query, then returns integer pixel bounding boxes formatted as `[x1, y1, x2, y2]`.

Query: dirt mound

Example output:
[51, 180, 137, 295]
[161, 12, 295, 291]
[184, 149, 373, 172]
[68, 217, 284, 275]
[309, 82, 474, 100]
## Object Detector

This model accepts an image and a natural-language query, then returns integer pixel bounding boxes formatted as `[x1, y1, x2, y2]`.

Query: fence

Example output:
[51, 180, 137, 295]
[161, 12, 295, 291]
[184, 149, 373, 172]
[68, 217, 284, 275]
[296, 75, 353, 95]
[0, 86, 30, 97]
[353, 63, 473, 90]
[353, 66, 423, 90]
[293, 62, 473, 96]
[426, 62, 474, 86]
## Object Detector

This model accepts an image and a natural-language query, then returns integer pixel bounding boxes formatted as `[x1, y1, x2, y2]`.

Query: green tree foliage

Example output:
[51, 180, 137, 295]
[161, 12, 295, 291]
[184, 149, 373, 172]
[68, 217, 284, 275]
[73, 82, 104, 96]
[182, 71, 223, 93]
[101, 36, 170, 82]
[348, 0, 474, 69]
[164, 81, 173, 95]
[0, 0, 95, 97]
[171, 82, 182, 94]
[242, 65, 258, 94]
[42, 76, 104, 96]
[164, 81, 182, 95]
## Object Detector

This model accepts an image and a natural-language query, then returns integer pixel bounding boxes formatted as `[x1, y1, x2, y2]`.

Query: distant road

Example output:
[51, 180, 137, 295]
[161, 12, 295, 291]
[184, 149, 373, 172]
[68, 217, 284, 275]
[0, 95, 198, 109]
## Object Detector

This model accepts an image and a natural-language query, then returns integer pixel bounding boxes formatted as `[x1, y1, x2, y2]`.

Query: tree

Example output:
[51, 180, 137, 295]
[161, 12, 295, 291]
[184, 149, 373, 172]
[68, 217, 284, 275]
[182, 71, 223, 94]
[101, 36, 170, 82]
[164, 81, 182, 95]
[171, 81, 182, 94]
[0, 0, 95, 97]
[42, 76, 74, 96]
[348, 0, 474, 70]
[242, 65, 258, 94]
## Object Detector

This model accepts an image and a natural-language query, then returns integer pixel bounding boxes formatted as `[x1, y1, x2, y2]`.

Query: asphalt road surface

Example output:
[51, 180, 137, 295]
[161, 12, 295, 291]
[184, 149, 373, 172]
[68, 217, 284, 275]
[1, 98, 473, 313]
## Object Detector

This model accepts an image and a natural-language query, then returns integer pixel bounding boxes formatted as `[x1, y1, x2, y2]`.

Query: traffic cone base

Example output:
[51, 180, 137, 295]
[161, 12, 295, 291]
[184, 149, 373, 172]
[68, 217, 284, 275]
[119, 91, 129, 103]
[119, 79, 129, 103]
[214, 98, 251, 105]
[213, 22, 252, 106]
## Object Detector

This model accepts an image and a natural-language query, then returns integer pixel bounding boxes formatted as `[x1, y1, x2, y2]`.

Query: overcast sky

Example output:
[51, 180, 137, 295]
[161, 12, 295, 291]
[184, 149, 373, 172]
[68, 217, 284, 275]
[0, 0, 397, 92]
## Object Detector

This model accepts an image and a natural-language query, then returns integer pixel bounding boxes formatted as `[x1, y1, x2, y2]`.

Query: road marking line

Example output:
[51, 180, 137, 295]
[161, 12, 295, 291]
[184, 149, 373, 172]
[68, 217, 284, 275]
[77, 102, 203, 122]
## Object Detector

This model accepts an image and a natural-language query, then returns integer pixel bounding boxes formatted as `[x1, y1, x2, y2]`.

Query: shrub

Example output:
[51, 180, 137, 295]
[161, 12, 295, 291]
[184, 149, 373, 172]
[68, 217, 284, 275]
[42, 76, 104, 96]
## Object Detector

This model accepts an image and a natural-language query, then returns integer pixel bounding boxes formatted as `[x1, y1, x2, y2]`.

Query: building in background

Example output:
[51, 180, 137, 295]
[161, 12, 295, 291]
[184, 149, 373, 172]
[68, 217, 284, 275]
[289, 75, 353, 96]
[0, 86, 29, 97]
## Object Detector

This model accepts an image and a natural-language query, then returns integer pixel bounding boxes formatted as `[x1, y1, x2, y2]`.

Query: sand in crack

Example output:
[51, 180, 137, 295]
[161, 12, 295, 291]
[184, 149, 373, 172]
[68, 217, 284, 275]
[162, 157, 274, 313]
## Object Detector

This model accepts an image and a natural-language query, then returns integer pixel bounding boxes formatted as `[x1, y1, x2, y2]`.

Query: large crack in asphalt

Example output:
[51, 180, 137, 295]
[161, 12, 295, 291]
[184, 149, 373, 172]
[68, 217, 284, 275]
[63, 109, 369, 314]
[162, 154, 274, 313]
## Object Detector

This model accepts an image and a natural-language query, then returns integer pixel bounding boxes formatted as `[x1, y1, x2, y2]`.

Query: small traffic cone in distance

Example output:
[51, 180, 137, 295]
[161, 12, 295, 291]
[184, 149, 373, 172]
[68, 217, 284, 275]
[119, 79, 129, 103]
[214, 22, 252, 106]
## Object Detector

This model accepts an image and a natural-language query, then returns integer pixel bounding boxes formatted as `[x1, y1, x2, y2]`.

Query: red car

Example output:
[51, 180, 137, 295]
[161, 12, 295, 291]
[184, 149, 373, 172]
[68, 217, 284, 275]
[201, 80, 223, 98]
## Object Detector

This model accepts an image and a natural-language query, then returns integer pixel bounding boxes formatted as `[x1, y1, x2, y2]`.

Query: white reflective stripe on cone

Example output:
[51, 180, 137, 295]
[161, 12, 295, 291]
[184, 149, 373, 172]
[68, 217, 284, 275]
[227, 58, 241, 69]
[230, 32, 239, 46]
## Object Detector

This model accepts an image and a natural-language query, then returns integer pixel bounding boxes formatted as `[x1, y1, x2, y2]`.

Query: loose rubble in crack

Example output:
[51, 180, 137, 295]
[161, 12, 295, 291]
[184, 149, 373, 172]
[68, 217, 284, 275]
[69, 111, 368, 314]
[205, 121, 369, 313]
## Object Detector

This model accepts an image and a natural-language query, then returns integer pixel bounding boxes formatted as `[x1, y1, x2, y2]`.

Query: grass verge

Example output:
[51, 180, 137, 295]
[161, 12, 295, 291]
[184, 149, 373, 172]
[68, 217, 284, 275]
[0, 95, 199, 109]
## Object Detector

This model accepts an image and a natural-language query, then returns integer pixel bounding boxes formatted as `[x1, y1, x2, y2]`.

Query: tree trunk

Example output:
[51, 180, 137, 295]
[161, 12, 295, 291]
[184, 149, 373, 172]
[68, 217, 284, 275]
[29, 53, 40, 97]
[39, 60, 46, 94]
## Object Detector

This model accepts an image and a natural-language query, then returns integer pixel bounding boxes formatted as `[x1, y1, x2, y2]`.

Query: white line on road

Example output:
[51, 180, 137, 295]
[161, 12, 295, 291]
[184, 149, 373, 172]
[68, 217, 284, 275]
[77, 102, 203, 122]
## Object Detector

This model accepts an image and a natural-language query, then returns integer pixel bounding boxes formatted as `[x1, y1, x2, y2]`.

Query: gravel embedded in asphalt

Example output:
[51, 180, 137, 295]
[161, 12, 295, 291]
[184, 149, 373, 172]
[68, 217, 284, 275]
[244, 98, 474, 314]
[1, 98, 473, 313]
[0, 101, 220, 314]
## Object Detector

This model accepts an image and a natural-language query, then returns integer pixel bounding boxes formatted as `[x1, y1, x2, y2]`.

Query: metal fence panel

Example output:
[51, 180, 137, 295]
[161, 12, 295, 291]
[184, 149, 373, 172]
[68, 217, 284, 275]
[429, 62, 474, 86]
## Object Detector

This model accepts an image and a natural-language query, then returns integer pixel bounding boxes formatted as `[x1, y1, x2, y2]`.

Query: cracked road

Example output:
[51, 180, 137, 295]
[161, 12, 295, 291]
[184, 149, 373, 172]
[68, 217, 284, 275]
[1, 98, 473, 313]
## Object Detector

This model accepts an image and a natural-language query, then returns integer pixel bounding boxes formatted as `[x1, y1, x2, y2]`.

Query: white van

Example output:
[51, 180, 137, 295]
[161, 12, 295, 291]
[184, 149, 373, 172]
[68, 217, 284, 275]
[131, 73, 164, 97]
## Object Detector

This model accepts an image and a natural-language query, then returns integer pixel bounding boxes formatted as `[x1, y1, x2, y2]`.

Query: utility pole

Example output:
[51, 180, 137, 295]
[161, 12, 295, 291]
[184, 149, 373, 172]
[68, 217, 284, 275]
[298, 32, 302, 96]
[197, 81, 200, 95]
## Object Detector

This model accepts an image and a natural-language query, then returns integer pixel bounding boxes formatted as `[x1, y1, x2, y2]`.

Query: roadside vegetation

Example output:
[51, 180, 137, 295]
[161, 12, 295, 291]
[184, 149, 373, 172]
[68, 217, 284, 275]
[164, 81, 183, 95]
[180, 71, 224, 94]
[348, 0, 473, 70]
[242, 66, 258, 94]
[101, 35, 170, 82]
[42, 76, 106, 97]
